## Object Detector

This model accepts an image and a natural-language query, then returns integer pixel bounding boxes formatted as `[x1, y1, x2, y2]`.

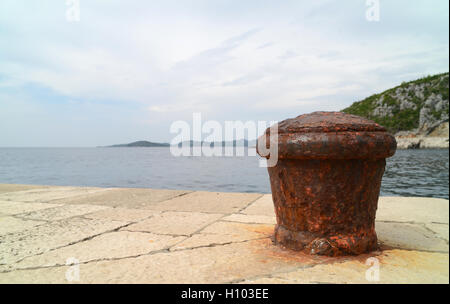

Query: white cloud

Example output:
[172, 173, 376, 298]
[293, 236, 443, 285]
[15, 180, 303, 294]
[0, 0, 448, 146]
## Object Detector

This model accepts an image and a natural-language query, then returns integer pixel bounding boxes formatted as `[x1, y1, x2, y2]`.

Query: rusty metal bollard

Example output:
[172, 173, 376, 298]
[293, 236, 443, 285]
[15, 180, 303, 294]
[257, 111, 397, 256]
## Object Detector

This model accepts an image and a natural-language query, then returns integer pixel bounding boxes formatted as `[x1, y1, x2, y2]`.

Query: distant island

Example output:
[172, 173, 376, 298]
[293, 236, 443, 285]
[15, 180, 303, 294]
[103, 139, 257, 148]
[105, 141, 170, 147]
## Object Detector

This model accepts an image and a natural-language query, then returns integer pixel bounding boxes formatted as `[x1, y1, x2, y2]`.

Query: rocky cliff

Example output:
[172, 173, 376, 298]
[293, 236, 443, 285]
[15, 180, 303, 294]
[342, 72, 449, 149]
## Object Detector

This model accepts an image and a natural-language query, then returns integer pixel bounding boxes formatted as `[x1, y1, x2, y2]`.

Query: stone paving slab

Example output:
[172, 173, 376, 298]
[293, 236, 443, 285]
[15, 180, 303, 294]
[377, 196, 449, 224]
[0, 216, 46, 235]
[0, 217, 129, 265]
[2, 231, 185, 272]
[0, 201, 62, 216]
[0, 187, 108, 203]
[0, 184, 448, 284]
[0, 239, 332, 284]
[1, 244, 447, 284]
[54, 188, 190, 209]
[83, 207, 159, 222]
[241, 249, 449, 284]
[171, 233, 256, 251]
[240, 194, 275, 216]
[16, 204, 109, 222]
[222, 213, 276, 225]
[146, 191, 262, 214]
[425, 223, 449, 242]
[200, 221, 273, 237]
[122, 211, 223, 236]
[376, 222, 449, 253]
[0, 184, 53, 194]
[171, 221, 273, 251]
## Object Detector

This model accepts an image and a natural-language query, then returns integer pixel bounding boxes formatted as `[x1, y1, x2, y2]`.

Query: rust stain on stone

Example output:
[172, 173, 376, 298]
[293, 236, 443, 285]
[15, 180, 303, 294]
[257, 111, 397, 257]
[249, 238, 328, 265]
[242, 224, 275, 236]
[248, 237, 384, 268]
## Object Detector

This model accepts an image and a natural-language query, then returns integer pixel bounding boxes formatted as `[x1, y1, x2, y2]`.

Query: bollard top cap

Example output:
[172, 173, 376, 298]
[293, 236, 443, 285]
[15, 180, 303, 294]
[275, 111, 386, 134]
[258, 111, 397, 160]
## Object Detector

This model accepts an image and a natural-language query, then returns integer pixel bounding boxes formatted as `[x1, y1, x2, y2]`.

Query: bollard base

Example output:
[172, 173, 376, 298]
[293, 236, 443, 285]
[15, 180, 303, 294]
[268, 157, 385, 257]
[274, 224, 378, 256]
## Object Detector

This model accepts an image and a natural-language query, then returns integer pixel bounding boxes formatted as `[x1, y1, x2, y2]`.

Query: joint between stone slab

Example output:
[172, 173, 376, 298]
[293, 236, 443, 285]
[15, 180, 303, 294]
[418, 222, 449, 245]
[0, 248, 173, 274]
[154, 214, 236, 248]
[161, 197, 269, 250]
[220, 218, 275, 225]
[3, 216, 47, 225]
[154, 190, 194, 205]
[169, 236, 271, 252]
[0, 218, 48, 237]
[378, 245, 449, 254]
[376, 219, 449, 226]
[80, 209, 160, 224]
[236, 194, 265, 214]
[162, 205, 262, 242]
[12, 205, 76, 222]
[4, 221, 133, 267]
[1, 236, 271, 274]
[157, 209, 223, 216]
[119, 228, 191, 237]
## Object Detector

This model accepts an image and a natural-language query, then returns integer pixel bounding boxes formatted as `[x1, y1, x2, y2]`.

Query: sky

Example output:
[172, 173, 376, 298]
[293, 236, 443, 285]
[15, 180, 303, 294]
[0, 0, 448, 147]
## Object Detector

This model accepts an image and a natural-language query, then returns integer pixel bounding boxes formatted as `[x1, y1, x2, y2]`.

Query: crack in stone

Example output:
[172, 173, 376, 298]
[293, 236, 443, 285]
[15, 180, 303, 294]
[119, 228, 190, 237]
[1, 194, 270, 273]
[165, 194, 265, 249]
[377, 245, 449, 254]
[79, 208, 159, 223]
[7, 212, 167, 263]
[170, 191, 193, 199]
[142, 190, 195, 207]
[419, 222, 449, 245]
[2, 220, 134, 267]
[1, 187, 448, 283]
[221, 219, 275, 225]
[420, 222, 442, 233]
[0, 248, 172, 273]
[430, 221, 448, 225]
[377, 220, 428, 224]
[236, 194, 264, 213]
[377, 220, 450, 248]
[0, 236, 271, 274]
[12, 211, 99, 224]
[170, 236, 271, 252]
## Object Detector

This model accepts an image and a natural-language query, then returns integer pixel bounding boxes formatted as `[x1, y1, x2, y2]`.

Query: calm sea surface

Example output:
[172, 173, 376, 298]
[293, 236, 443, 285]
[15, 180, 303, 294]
[0, 148, 448, 199]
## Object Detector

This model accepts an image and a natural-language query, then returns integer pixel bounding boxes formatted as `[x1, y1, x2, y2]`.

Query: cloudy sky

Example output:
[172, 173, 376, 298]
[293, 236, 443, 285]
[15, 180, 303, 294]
[0, 0, 448, 147]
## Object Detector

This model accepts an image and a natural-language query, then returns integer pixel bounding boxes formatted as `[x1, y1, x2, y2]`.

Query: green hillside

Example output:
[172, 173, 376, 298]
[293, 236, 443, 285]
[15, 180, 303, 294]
[342, 72, 449, 133]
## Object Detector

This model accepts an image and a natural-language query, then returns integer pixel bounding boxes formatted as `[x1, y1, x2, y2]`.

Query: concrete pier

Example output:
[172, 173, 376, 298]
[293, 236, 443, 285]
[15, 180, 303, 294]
[0, 184, 448, 283]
